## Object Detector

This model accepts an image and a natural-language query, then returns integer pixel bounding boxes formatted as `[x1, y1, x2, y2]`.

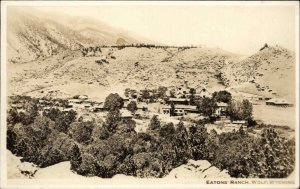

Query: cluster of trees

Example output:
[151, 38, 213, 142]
[112, 44, 198, 49]
[124, 86, 168, 103]
[7, 105, 79, 167]
[211, 127, 295, 178]
[81, 47, 102, 56]
[190, 90, 254, 124]
[7, 95, 294, 179]
[71, 113, 295, 178]
[81, 44, 198, 52]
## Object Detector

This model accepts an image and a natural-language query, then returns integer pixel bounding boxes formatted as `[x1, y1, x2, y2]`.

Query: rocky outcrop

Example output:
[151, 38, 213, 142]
[165, 160, 230, 179]
[7, 150, 38, 179]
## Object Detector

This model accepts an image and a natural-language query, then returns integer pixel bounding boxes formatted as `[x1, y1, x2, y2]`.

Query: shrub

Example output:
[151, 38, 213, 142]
[127, 101, 138, 113]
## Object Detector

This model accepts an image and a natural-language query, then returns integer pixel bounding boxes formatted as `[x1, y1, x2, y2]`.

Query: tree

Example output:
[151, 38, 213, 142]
[174, 121, 191, 163]
[127, 101, 138, 113]
[159, 123, 175, 138]
[170, 102, 175, 116]
[31, 116, 53, 143]
[7, 127, 17, 151]
[156, 86, 168, 99]
[227, 99, 253, 121]
[188, 125, 209, 160]
[104, 93, 124, 110]
[104, 109, 121, 133]
[7, 108, 19, 125]
[169, 89, 176, 98]
[141, 90, 151, 100]
[212, 90, 232, 103]
[76, 152, 100, 176]
[260, 43, 269, 51]
[68, 121, 95, 144]
[149, 115, 160, 130]
[189, 88, 196, 105]
[70, 144, 82, 170]
[92, 124, 110, 140]
[241, 99, 253, 121]
[198, 97, 217, 117]
[20, 101, 39, 125]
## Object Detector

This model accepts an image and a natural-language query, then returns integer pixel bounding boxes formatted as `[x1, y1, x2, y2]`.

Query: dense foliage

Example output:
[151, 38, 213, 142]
[195, 97, 217, 117]
[212, 90, 232, 103]
[7, 95, 295, 179]
[104, 93, 124, 110]
[227, 99, 253, 121]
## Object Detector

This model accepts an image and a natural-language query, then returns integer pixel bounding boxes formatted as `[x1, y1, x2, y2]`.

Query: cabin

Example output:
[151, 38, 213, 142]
[232, 120, 247, 125]
[78, 95, 88, 100]
[136, 105, 148, 111]
[62, 108, 74, 112]
[215, 102, 228, 116]
[65, 103, 73, 108]
[235, 92, 268, 102]
[174, 86, 190, 98]
[93, 104, 108, 112]
[43, 106, 51, 113]
[84, 104, 91, 109]
[134, 109, 146, 118]
[68, 99, 83, 104]
[266, 98, 292, 107]
[167, 98, 190, 105]
[197, 88, 211, 98]
[120, 109, 133, 120]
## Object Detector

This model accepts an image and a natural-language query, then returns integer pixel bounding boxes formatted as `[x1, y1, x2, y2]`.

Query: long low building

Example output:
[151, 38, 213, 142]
[166, 98, 190, 105]
[266, 98, 292, 107]
[161, 105, 198, 116]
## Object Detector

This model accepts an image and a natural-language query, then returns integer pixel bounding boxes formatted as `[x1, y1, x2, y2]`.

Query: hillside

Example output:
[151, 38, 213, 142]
[222, 45, 295, 102]
[6, 9, 296, 101]
[7, 47, 240, 100]
[6, 7, 143, 63]
[7, 44, 296, 102]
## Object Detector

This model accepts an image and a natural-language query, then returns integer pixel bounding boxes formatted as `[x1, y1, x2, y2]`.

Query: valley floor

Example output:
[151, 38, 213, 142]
[252, 104, 296, 129]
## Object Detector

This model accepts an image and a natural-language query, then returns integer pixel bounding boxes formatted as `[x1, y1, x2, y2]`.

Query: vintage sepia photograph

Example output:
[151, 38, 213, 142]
[0, 1, 299, 188]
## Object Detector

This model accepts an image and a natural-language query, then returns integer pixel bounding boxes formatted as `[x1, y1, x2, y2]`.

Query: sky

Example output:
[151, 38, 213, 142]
[28, 4, 298, 55]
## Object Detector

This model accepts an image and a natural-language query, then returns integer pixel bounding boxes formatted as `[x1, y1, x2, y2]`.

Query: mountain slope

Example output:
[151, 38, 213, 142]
[7, 47, 240, 100]
[222, 45, 295, 101]
[6, 8, 144, 63]
[6, 9, 296, 102]
[8, 43, 295, 102]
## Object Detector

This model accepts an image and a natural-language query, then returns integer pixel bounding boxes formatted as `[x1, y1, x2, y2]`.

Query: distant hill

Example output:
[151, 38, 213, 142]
[6, 9, 296, 102]
[6, 8, 145, 63]
[222, 45, 295, 101]
[7, 46, 240, 100]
